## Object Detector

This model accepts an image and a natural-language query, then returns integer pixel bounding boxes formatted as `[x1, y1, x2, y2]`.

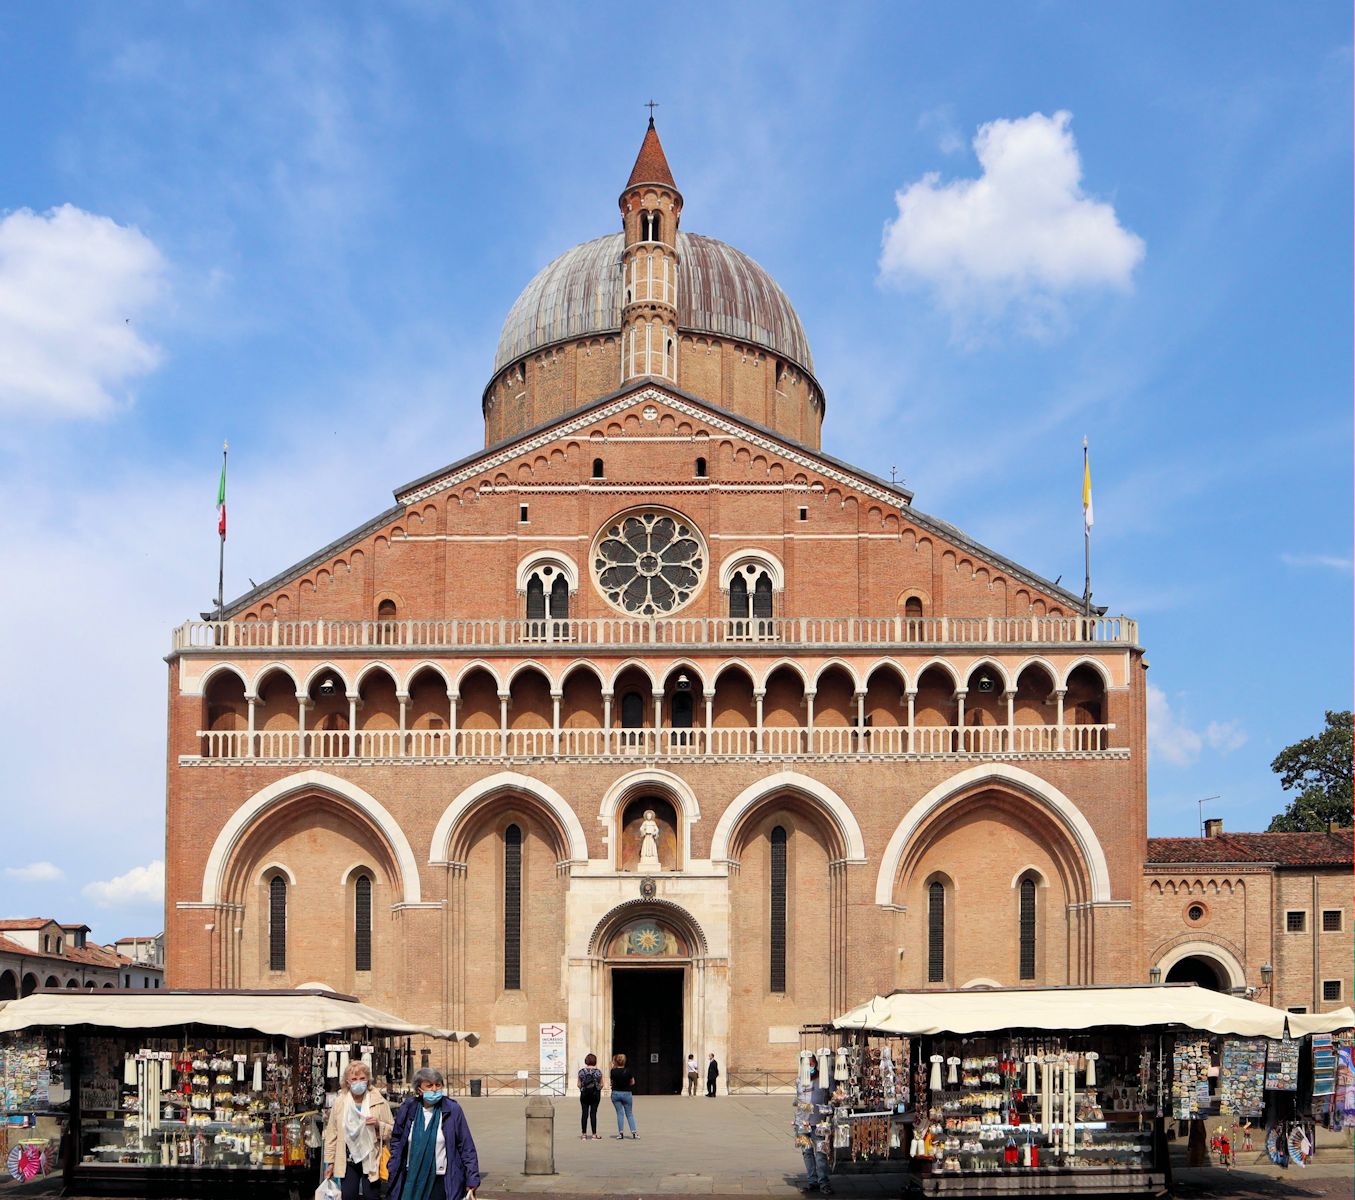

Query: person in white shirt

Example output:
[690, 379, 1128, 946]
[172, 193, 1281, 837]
[686, 1054, 699, 1096]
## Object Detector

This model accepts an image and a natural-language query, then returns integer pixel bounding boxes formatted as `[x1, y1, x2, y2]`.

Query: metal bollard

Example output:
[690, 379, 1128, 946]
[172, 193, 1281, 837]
[523, 1095, 555, 1175]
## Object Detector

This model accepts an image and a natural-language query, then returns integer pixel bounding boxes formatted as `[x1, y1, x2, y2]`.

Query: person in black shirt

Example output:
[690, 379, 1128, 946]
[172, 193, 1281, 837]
[609, 1054, 637, 1138]
[706, 1052, 720, 1097]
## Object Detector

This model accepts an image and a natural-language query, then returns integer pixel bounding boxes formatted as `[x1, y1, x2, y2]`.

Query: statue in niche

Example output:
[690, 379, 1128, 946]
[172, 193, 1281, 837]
[638, 809, 662, 870]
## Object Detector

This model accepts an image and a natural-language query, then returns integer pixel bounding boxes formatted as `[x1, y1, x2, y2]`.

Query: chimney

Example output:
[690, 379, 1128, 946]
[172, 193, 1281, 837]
[1203, 818, 1223, 839]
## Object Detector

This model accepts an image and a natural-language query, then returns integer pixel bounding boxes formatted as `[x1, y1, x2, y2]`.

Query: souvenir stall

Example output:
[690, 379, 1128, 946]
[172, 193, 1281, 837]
[813, 984, 1304, 1197]
[0, 990, 478, 1198]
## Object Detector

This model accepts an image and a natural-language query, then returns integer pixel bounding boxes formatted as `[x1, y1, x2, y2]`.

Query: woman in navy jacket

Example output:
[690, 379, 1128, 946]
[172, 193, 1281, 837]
[385, 1068, 481, 1200]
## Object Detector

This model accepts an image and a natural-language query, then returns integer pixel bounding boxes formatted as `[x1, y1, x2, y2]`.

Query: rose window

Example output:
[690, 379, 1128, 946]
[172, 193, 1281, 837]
[593, 510, 705, 615]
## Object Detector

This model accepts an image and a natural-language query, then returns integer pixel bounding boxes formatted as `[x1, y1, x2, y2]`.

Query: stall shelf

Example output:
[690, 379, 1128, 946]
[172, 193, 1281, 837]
[0, 988, 478, 1199]
[815, 983, 1308, 1198]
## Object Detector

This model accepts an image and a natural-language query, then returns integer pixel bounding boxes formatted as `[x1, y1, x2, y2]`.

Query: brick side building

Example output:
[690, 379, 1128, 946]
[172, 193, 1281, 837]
[162, 120, 1253, 1091]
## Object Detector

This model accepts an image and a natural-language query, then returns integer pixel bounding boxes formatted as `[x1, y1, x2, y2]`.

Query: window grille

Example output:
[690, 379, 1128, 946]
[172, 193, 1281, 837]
[1323, 979, 1342, 1002]
[770, 826, 787, 993]
[268, 876, 287, 972]
[1286, 911, 1306, 933]
[927, 882, 945, 983]
[1323, 909, 1343, 932]
[504, 825, 522, 990]
[1019, 878, 1036, 980]
[355, 875, 372, 972]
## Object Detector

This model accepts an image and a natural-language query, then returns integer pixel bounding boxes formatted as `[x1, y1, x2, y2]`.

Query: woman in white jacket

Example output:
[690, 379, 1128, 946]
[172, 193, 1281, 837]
[323, 1061, 395, 1198]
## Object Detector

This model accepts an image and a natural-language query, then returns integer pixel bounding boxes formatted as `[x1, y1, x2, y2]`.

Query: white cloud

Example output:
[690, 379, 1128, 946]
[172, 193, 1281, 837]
[880, 111, 1145, 334]
[0, 204, 168, 418]
[1147, 684, 1247, 767]
[1205, 721, 1247, 754]
[1280, 551, 1352, 570]
[4, 861, 64, 883]
[83, 860, 164, 909]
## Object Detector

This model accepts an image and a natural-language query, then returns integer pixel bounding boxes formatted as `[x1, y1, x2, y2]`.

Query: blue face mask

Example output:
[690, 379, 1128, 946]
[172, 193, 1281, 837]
[349, 1081, 368, 1096]
[421, 1090, 443, 1104]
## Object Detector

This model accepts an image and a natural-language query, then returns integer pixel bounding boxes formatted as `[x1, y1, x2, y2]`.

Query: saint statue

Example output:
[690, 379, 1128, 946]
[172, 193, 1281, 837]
[638, 809, 662, 869]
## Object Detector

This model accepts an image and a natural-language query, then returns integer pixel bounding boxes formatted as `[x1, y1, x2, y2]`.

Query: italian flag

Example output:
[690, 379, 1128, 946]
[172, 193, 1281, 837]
[217, 457, 227, 540]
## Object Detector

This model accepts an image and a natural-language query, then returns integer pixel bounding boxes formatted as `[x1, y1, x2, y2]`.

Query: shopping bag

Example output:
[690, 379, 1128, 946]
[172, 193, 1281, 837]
[379, 1144, 391, 1180]
[314, 1178, 342, 1200]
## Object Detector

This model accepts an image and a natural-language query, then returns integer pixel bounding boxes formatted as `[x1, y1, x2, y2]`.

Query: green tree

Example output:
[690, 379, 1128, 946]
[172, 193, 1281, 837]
[1266, 710, 1353, 832]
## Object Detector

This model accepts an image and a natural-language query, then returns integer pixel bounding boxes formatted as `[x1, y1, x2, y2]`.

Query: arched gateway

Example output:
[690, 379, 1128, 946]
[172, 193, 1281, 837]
[570, 900, 720, 1095]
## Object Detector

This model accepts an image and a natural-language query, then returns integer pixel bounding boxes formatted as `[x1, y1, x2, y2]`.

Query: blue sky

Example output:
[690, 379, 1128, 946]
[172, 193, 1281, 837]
[0, 4, 1349, 942]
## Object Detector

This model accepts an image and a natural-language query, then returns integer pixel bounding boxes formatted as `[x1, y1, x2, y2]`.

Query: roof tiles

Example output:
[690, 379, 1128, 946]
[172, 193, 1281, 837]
[626, 120, 677, 190]
[1146, 830, 1353, 868]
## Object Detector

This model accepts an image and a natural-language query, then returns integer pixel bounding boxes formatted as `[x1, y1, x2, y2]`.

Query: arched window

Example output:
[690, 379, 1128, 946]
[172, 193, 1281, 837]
[524, 565, 570, 633]
[355, 874, 372, 973]
[904, 596, 924, 620]
[1019, 877, 1037, 980]
[927, 881, 945, 983]
[269, 876, 287, 972]
[752, 573, 773, 620]
[504, 825, 522, 990]
[729, 574, 748, 619]
[592, 458, 604, 479]
[620, 691, 644, 728]
[769, 826, 788, 993]
[526, 575, 545, 621]
[375, 598, 397, 646]
[695, 456, 707, 478]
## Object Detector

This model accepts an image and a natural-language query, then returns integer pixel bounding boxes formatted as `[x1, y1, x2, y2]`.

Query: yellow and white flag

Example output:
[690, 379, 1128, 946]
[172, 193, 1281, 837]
[1082, 438, 1094, 531]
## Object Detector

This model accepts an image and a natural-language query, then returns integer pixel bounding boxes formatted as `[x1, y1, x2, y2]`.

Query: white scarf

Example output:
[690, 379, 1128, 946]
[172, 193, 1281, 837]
[342, 1091, 379, 1176]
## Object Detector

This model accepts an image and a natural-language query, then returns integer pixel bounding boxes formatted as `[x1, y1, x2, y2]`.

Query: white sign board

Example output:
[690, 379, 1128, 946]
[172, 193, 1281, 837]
[539, 1022, 567, 1095]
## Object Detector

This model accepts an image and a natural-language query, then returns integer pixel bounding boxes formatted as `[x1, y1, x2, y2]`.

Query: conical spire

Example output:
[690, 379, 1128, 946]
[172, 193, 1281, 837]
[626, 117, 677, 190]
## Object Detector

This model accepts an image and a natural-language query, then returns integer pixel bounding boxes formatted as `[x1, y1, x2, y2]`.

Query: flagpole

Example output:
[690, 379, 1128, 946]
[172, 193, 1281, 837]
[1082, 436, 1092, 620]
[216, 441, 228, 624]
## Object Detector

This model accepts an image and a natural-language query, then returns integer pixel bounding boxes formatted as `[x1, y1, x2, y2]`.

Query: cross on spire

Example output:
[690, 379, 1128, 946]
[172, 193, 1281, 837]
[645, 99, 659, 127]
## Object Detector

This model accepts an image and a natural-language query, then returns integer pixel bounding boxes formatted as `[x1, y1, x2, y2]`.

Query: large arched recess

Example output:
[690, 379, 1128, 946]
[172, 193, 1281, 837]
[874, 764, 1111, 907]
[429, 772, 588, 865]
[201, 770, 421, 905]
[710, 771, 867, 865]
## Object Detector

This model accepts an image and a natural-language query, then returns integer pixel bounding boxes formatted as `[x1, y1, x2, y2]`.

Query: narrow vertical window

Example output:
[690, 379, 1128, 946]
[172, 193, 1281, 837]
[526, 575, 545, 620]
[549, 574, 570, 620]
[269, 876, 287, 972]
[355, 874, 372, 973]
[1019, 877, 1036, 980]
[752, 572, 773, 620]
[592, 458, 604, 479]
[927, 881, 945, 983]
[695, 457, 707, 478]
[504, 824, 522, 990]
[729, 574, 749, 619]
[769, 826, 788, 992]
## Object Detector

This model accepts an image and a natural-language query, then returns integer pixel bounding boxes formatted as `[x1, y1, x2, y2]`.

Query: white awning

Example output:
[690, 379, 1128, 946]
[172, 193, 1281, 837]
[1286, 1007, 1355, 1036]
[832, 984, 1292, 1039]
[0, 990, 479, 1045]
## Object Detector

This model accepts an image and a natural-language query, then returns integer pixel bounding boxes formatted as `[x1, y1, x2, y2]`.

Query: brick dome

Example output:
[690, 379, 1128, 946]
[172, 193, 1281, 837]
[492, 231, 815, 380]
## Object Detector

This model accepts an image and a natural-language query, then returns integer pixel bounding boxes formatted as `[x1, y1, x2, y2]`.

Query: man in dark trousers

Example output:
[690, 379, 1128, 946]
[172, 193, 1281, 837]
[705, 1052, 719, 1097]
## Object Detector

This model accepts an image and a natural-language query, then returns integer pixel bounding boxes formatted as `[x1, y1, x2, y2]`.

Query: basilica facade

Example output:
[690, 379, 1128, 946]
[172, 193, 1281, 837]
[165, 122, 1155, 1092]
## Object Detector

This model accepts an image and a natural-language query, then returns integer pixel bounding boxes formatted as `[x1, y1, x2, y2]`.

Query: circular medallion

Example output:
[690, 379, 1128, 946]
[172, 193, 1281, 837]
[592, 509, 706, 615]
[639, 877, 657, 899]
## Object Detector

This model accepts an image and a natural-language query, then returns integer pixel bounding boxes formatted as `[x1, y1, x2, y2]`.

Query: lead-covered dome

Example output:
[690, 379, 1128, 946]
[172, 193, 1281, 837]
[493, 231, 815, 378]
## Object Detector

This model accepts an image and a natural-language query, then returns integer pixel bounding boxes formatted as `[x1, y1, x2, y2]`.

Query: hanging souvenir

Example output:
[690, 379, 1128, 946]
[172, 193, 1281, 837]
[928, 1054, 943, 1091]
[1265, 1036, 1300, 1092]
[1084, 1050, 1098, 1087]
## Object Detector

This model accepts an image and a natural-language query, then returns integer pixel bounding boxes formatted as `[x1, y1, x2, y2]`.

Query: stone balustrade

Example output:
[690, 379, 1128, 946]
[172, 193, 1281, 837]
[173, 613, 1138, 652]
[190, 721, 1120, 763]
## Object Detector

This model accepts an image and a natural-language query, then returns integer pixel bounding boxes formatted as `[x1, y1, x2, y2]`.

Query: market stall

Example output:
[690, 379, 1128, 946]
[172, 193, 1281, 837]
[799, 984, 1346, 1197]
[0, 989, 478, 1198]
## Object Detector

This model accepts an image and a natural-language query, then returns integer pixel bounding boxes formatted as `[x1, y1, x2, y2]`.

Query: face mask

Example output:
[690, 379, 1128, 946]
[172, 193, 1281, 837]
[422, 1090, 443, 1104]
[349, 1081, 368, 1096]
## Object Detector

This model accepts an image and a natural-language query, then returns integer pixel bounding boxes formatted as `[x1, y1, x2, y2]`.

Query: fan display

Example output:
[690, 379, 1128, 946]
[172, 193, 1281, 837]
[6, 1142, 47, 1183]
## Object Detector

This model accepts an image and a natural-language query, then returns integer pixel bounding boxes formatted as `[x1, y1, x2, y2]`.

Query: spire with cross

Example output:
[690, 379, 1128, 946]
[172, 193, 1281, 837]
[645, 99, 659, 127]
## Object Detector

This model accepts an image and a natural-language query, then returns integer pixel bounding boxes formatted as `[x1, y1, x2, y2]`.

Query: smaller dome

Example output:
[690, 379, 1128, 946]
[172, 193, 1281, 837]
[493, 231, 814, 379]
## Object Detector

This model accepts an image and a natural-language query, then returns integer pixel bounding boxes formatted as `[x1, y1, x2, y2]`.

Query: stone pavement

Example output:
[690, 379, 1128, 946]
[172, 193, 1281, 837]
[1, 1095, 1351, 1196]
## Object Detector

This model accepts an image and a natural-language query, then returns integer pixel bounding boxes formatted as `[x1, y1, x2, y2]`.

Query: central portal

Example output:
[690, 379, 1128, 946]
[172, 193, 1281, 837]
[611, 967, 684, 1095]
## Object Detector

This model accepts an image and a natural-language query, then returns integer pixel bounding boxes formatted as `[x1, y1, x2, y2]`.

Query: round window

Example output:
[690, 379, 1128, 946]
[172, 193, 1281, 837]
[593, 510, 706, 615]
[1188, 905, 1204, 921]
[1185, 902, 1208, 924]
